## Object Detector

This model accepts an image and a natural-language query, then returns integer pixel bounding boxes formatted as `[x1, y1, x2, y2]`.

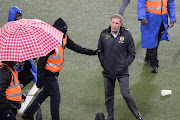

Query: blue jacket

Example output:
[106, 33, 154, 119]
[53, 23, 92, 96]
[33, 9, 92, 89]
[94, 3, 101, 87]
[8, 6, 37, 82]
[8, 6, 23, 22]
[137, 0, 176, 49]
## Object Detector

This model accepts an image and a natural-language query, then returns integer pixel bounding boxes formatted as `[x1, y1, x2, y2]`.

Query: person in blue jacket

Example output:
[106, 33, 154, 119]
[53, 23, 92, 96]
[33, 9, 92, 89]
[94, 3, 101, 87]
[137, 0, 176, 73]
[8, 6, 37, 96]
[8, 6, 23, 22]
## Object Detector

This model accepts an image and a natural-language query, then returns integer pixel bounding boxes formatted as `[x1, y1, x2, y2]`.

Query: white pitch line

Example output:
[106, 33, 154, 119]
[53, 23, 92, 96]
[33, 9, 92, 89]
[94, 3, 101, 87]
[17, 83, 39, 116]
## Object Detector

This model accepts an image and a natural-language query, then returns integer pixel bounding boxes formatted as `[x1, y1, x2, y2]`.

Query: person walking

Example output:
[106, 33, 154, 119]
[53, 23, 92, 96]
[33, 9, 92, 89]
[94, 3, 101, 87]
[22, 18, 97, 120]
[8, 6, 38, 100]
[98, 14, 143, 120]
[0, 61, 22, 120]
[137, 0, 176, 73]
[118, 0, 131, 16]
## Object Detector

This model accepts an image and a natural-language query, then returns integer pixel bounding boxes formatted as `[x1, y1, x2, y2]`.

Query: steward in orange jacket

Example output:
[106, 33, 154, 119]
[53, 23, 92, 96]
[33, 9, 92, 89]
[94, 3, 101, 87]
[22, 18, 97, 120]
[138, 0, 176, 73]
[0, 61, 22, 119]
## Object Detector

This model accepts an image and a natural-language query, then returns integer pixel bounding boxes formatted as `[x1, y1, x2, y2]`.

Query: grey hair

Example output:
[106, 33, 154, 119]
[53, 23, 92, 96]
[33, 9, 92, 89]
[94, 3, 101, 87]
[111, 14, 123, 24]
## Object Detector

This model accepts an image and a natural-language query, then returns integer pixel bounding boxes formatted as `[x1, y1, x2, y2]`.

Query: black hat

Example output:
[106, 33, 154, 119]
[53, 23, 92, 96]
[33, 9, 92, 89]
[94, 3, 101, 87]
[52, 18, 68, 34]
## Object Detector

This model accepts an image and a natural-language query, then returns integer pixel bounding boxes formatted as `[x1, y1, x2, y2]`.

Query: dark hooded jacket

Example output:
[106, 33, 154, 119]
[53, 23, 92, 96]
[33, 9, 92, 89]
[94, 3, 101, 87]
[8, 6, 23, 22]
[36, 18, 97, 88]
[98, 26, 136, 78]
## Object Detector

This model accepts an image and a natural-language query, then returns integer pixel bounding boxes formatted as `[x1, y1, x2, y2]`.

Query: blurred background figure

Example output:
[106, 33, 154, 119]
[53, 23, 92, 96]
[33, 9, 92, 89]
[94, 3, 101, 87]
[118, 0, 130, 16]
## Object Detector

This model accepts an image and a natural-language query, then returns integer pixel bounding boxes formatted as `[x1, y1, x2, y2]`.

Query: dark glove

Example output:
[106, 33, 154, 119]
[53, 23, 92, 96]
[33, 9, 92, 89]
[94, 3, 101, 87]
[36, 79, 43, 89]
[91, 49, 98, 55]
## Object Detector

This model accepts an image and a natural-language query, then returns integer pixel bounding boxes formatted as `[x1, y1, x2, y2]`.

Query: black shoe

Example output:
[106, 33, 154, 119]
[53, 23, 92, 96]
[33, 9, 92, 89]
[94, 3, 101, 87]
[151, 66, 159, 73]
[136, 116, 143, 120]
[136, 113, 143, 120]
[21, 113, 35, 120]
[95, 112, 105, 120]
[144, 60, 151, 66]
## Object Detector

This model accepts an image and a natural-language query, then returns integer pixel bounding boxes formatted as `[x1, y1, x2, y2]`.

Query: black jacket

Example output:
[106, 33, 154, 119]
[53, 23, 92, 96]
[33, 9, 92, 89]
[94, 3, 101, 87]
[18, 60, 34, 87]
[98, 26, 136, 78]
[0, 63, 11, 109]
[37, 34, 97, 84]
[0, 62, 21, 110]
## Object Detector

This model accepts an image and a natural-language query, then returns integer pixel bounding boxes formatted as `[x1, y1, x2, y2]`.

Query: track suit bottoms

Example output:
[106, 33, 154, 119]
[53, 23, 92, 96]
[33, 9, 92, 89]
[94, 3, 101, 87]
[24, 75, 61, 120]
[103, 74, 139, 120]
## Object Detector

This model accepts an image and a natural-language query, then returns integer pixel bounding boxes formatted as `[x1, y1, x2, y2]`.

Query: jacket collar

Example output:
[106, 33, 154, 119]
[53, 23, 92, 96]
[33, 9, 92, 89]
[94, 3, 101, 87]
[107, 26, 123, 36]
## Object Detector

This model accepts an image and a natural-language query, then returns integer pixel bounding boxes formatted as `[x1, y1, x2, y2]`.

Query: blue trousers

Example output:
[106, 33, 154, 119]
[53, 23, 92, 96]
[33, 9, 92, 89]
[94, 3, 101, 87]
[24, 75, 61, 120]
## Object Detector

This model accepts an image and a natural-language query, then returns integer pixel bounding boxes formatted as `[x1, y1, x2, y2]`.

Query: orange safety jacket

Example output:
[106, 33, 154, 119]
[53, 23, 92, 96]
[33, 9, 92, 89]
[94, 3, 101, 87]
[0, 63, 22, 102]
[45, 34, 67, 73]
[146, 0, 168, 15]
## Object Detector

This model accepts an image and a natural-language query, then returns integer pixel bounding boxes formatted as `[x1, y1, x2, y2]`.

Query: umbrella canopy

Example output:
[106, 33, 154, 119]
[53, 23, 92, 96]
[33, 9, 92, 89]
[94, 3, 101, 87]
[0, 19, 63, 61]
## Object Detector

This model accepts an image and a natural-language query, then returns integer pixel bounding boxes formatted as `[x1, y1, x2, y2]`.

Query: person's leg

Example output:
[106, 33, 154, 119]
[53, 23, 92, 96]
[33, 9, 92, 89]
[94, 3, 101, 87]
[23, 77, 50, 118]
[118, 0, 131, 16]
[23, 88, 49, 118]
[117, 76, 142, 119]
[47, 76, 61, 120]
[145, 47, 159, 67]
[145, 22, 164, 72]
[103, 75, 116, 120]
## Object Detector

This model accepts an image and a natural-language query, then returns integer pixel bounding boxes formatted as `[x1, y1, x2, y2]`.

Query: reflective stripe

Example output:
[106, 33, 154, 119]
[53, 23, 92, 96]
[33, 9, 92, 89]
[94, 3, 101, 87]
[45, 35, 67, 72]
[146, 6, 167, 10]
[46, 62, 63, 67]
[6, 92, 22, 97]
[0, 63, 22, 102]
[49, 53, 64, 59]
[55, 47, 59, 56]
[6, 83, 20, 89]
[147, 0, 161, 1]
[64, 36, 67, 42]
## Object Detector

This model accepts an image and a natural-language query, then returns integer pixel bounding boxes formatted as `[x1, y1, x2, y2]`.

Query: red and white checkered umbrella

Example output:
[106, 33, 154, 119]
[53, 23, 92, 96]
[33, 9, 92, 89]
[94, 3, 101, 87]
[0, 19, 63, 61]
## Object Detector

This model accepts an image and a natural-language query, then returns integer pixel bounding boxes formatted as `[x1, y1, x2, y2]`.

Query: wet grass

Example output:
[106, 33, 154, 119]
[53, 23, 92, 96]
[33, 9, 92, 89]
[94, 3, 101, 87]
[1, 0, 180, 120]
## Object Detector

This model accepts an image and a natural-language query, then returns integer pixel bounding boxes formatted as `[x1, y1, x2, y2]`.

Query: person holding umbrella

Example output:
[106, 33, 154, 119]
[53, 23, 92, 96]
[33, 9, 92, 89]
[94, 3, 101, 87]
[21, 18, 97, 120]
[0, 17, 65, 119]
[0, 61, 22, 120]
[8, 6, 38, 100]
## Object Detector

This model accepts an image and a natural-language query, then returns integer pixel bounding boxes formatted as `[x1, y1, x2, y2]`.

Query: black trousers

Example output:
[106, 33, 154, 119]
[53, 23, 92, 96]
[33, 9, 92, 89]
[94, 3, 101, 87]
[145, 22, 165, 67]
[103, 75, 139, 120]
[24, 75, 61, 120]
[0, 107, 16, 120]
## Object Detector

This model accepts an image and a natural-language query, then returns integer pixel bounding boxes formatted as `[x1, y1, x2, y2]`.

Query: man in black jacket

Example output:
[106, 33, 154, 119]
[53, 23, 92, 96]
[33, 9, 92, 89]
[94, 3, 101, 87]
[22, 18, 97, 120]
[0, 61, 22, 120]
[98, 14, 143, 120]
